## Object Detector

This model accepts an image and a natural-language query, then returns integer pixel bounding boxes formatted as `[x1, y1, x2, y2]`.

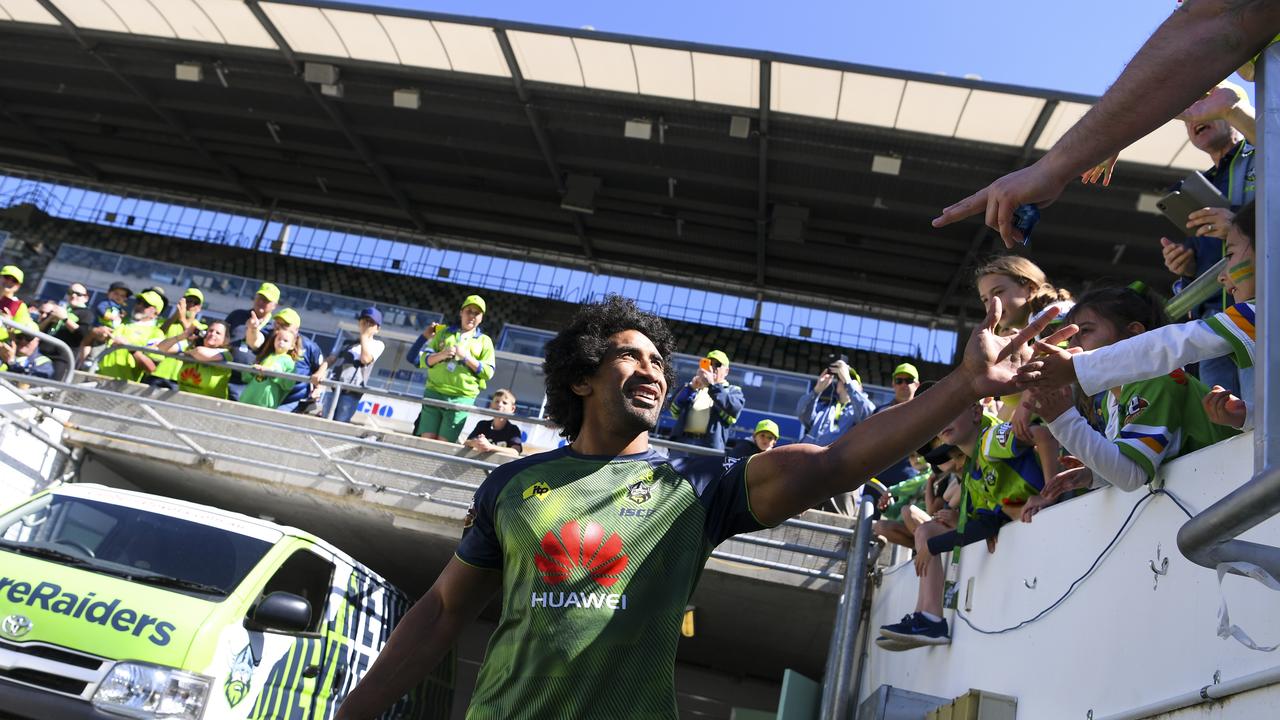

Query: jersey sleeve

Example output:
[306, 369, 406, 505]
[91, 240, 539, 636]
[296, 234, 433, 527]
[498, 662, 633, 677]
[671, 455, 768, 544]
[1112, 377, 1183, 481]
[1201, 302, 1256, 369]
[455, 463, 512, 569]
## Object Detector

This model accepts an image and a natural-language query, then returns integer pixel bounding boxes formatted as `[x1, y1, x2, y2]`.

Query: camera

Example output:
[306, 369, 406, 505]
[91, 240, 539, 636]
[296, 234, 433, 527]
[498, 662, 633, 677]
[190, 326, 208, 344]
[824, 352, 848, 368]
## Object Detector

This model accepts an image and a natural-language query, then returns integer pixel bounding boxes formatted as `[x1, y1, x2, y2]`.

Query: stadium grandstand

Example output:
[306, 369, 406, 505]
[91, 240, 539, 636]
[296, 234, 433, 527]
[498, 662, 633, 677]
[0, 2, 1278, 720]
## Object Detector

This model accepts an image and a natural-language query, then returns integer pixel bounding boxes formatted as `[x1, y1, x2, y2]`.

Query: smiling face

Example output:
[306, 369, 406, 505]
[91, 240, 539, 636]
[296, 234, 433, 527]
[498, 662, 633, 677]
[575, 329, 668, 438]
[203, 322, 228, 348]
[977, 273, 1034, 331]
[1221, 223, 1256, 303]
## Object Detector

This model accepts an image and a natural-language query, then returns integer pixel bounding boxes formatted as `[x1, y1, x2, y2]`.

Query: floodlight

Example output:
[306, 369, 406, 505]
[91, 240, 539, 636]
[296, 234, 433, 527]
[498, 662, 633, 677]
[175, 62, 203, 83]
[871, 155, 902, 176]
[729, 115, 751, 139]
[304, 62, 339, 85]
[393, 88, 421, 110]
[624, 119, 653, 141]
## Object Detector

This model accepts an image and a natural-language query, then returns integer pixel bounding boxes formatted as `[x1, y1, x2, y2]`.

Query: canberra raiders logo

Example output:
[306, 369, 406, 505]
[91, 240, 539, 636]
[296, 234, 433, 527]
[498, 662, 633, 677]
[225, 644, 255, 707]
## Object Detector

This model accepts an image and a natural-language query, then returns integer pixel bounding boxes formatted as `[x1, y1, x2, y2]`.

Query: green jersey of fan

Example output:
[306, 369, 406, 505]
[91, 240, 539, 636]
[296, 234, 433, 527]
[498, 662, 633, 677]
[455, 446, 765, 719]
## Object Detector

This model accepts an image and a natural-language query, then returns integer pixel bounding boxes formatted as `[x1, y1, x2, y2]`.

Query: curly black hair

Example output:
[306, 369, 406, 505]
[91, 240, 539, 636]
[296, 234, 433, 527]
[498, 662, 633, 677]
[542, 295, 677, 440]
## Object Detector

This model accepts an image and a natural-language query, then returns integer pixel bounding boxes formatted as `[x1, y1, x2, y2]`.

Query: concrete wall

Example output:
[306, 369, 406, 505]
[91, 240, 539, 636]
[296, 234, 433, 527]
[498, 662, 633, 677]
[861, 432, 1280, 719]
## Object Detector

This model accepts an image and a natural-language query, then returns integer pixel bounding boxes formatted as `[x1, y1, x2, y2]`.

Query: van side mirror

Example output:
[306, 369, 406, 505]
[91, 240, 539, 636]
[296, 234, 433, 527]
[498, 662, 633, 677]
[249, 592, 312, 633]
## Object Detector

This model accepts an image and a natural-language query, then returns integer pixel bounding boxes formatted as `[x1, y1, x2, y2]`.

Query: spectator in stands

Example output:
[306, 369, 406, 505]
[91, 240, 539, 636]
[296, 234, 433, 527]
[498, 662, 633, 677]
[253, 308, 327, 414]
[225, 282, 280, 400]
[0, 265, 34, 344]
[867, 362, 923, 487]
[156, 320, 234, 400]
[1018, 285, 1238, 514]
[872, 444, 963, 550]
[668, 350, 745, 453]
[796, 354, 875, 447]
[79, 281, 132, 369]
[464, 389, 524, 456]
[326, 307, 385, 423]
[240, 326, 301, 409]
[878, 404, 1048, 650]
[0, 327, 54, 380]
[37, 282, 92, 380]
[733, 419, 781, 459]
[930, 0, 1279, 248]
[147, 288, 206, 390]
[95, 290, 166, 382]
[407, 295, 496, 442]
[1158, 81, 1255, 395]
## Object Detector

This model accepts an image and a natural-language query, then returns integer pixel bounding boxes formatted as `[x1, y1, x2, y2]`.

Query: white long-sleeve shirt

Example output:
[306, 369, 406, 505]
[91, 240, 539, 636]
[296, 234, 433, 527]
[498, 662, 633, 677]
[1073, 303, 1256, 430]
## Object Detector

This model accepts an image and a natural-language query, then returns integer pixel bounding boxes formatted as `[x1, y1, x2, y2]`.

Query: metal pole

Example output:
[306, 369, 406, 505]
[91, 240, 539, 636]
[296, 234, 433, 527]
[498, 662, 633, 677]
[1177, 43, 1280, 576]
[820, 493, 875, 720]
[0, 316, 75, 383]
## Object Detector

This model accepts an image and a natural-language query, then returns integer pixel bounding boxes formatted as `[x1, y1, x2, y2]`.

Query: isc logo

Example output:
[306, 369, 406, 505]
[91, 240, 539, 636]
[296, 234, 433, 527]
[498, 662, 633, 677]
[618, 507, 656, 518]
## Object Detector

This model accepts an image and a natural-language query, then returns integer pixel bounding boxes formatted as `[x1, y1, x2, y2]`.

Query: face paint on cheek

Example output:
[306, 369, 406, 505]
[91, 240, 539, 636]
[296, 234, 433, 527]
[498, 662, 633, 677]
[1228, 259, 1255, 285]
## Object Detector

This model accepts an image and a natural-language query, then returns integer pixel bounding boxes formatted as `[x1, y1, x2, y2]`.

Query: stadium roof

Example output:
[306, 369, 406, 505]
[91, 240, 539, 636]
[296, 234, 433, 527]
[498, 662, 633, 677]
[0, 0, 1204, 324]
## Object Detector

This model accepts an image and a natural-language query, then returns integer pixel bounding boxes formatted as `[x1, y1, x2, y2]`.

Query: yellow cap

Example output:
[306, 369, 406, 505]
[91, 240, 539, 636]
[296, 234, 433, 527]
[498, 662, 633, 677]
[460, 294, 486, 313]
[753, 419, 780, 438]
[0, 265, 23, 284]
[705, 350, 730, 368]
[893, 363, 920, 382]
[136, 290, 164, 310]
[183, 287, 205, 304]
[256, 282, 281, 303]
[273, 308, 301, 329]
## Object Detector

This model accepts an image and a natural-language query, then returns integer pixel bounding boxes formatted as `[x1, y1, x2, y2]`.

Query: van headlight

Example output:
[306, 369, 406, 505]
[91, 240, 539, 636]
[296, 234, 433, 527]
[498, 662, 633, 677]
[91, 661, 210, 719]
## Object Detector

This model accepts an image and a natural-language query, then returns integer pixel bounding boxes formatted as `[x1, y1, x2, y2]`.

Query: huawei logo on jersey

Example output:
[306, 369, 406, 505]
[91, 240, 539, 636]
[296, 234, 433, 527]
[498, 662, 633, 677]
[535, 520, 629, 587]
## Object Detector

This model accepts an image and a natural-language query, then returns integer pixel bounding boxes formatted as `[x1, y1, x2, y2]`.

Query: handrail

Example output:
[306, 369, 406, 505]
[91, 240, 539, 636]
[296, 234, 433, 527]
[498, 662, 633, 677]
[1177, 43, 1280, 579]
[1164, 256, 1229, 319]
[0, 316, 76, 383]
[4, 372, 852, 580]
[97, 340, 727, 457]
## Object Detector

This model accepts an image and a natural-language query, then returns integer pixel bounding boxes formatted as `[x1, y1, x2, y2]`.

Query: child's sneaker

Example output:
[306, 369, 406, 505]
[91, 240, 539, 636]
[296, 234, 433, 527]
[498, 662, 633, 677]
[874, 635, 918, 652]
[879, 612, 950, 647]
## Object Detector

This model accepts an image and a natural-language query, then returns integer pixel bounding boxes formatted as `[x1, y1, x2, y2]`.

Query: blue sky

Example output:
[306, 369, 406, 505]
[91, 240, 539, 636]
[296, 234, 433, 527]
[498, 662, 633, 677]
[338, 0, 1207, 98]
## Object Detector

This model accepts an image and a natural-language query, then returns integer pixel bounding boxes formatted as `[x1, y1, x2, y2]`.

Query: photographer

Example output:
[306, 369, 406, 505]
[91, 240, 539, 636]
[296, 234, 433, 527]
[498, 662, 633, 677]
[38, 283, 92, 379]
[667, 350, 745, 453]
[325, 307, 386, 423]
[0, 327, 54, 380]
[796, 353, 875, 447]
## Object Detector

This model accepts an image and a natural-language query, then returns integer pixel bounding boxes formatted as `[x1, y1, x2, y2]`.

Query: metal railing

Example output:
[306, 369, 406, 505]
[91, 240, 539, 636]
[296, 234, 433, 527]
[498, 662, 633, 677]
[1177, 44, 1280, 581]
[0, 316, 75, 383]
[0, 368, 855, 581]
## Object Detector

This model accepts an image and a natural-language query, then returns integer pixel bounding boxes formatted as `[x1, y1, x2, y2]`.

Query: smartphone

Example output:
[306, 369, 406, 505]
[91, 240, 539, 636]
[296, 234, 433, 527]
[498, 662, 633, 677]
[1158, 171, 1228, 232]
[1012, 204, 1040, 246]
[699, 358, 712, 372]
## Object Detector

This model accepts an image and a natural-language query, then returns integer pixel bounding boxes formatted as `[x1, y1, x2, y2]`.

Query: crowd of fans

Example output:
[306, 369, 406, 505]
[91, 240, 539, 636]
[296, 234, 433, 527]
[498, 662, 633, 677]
[0, 35, 1267, 662]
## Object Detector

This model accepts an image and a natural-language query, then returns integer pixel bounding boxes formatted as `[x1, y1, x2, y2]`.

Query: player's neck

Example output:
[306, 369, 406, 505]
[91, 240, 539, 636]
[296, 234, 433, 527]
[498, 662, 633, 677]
[571, 422, 650, 457]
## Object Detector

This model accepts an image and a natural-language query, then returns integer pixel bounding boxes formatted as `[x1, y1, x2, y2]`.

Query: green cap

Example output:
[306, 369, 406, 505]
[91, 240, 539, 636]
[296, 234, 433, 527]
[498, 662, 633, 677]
[706, 350, 730, 368]
[753, 419, 780, 438]
[892, 363, 919, 382]
[256, 282, 281, 303]
[136, 290, 164, 310]
[461, 294, 486, 313]
[0, 265, 23, 284]
[273, 308, 301, 329]
[183, 287, 205, 304]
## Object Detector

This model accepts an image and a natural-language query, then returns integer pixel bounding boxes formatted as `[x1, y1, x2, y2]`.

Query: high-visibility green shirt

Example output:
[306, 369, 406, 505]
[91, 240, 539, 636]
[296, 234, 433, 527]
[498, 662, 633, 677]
[97, 321, 165, 382]
[151, 320, 207, 381]
[177, 348, 233, 399]
[411, 326, 495, 399]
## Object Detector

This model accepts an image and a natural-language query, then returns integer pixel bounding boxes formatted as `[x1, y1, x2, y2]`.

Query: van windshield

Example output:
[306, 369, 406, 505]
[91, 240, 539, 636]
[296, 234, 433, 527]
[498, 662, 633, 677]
[0, 495, 273, 598]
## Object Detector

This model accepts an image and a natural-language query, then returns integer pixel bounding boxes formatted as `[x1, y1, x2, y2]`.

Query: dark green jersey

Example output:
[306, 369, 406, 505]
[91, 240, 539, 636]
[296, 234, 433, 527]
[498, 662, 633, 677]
[456, 447, 765, 719]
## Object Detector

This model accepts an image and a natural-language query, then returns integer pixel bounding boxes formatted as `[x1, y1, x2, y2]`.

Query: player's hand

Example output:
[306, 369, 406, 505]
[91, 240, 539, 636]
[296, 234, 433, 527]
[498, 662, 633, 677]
[932, 158, 1073, 248]
[1015, 336, 1082, 390]
[959, 297, 1071, 399]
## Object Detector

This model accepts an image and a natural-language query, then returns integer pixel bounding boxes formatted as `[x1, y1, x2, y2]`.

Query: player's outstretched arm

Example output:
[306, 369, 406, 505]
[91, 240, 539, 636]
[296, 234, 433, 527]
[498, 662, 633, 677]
[745, 300, 1066, 527]
[336, 558, 500, 720]
[933, 0, 1280, 248]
